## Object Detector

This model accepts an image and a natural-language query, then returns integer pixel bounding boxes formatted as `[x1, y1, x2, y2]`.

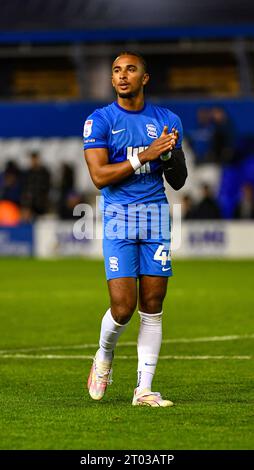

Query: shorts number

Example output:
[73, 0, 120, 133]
[154, 245, 170, 266]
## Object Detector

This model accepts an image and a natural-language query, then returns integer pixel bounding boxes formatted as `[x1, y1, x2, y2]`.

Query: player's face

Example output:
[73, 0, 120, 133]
[112, 55, 149, 99]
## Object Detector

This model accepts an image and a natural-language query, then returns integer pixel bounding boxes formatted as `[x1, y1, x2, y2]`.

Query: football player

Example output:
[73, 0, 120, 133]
[84, 52, 187, 406]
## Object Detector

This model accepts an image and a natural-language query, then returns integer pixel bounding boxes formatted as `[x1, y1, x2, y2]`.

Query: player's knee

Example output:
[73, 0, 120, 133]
[139, 296, 163, 314]
[111, 299, 136, 324]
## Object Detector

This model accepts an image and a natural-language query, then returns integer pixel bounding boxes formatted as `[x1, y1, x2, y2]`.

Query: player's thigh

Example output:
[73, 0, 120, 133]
[138, 275, 168, 314]
[103, 237, 139, 320]
[108, 277, 137, 318]
[138, 239, 171, 313]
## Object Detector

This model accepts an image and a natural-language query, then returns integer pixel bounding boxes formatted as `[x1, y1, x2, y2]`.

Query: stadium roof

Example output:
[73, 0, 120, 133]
[0, 0, 254, 32]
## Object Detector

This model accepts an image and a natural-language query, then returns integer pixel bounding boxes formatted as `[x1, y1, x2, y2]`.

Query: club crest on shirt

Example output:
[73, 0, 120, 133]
[146, 124, 158, 139]
[83, 120, 93, 138]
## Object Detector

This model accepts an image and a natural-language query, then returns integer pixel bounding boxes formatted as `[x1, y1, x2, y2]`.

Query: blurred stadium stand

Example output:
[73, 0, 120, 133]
[0, 0, 253, 34]
[0, 0, 254, 256]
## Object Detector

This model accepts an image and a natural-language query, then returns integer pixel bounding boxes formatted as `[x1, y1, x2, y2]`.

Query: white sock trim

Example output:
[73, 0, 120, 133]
[138, 310, 163, 318]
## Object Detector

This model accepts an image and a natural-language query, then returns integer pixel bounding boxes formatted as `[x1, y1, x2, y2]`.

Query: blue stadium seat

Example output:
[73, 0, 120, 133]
[240, 155, 254, 186]
[218, 165, 241, 218]
[218, 155, 254, 218]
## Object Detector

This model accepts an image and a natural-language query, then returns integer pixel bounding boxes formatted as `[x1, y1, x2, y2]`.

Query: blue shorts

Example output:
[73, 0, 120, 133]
[103, 203, 172, 280]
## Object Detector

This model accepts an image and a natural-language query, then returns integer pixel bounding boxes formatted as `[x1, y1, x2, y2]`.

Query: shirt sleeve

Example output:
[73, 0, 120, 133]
[83, 110, 109, 150]
[169, 113, 183, 149]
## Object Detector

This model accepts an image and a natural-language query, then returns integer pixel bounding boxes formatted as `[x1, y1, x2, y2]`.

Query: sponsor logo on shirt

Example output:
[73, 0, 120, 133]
[84, 138, 95, 144]
[83, 120, 93, 138]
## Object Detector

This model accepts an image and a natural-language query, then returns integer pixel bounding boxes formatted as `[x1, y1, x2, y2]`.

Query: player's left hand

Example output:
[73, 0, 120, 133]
[161, 126, 179, 151]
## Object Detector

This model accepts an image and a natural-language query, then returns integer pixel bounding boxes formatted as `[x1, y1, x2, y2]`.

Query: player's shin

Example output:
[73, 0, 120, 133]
[137, 311, 162, 392]
[98, 308, 129, 361]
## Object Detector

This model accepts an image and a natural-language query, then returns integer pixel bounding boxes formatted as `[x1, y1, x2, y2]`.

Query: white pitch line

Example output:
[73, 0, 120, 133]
[0, 354, 252, 360]
[0, 333, 253, 355]
[165, 334, 254, 344]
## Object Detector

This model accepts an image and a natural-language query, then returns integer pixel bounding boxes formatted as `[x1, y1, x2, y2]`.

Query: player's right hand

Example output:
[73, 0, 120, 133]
[140, 126, 178, 163]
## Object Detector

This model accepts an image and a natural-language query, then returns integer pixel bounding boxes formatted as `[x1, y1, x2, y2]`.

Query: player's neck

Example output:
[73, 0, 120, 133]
[117, 94, 145, 112]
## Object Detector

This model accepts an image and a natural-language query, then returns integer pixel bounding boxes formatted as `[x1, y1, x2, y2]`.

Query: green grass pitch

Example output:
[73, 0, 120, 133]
[0, 258, 253, 450]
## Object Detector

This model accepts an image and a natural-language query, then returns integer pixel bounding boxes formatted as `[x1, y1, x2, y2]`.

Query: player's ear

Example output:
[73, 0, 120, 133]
[142, 73, 150, 86]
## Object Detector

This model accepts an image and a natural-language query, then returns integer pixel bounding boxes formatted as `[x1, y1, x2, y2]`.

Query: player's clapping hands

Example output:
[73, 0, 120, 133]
[161, 126, 179, 150]
[140, 126, 179, 162]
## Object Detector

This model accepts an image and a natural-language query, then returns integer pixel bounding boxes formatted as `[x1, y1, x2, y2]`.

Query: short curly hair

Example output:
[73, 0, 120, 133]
[112, 51, 147, 72]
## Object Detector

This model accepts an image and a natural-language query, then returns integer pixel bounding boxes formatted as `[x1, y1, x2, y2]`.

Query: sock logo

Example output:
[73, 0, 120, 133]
[145, 362, 157, 366]
[137, 371, 142, 387]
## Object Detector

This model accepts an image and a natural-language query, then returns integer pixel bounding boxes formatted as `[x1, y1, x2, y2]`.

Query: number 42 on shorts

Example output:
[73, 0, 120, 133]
[154, 245, 171, 267]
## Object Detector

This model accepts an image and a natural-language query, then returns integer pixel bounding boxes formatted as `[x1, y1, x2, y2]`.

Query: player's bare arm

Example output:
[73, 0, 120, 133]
[85, 131, 178, 189]
[84, 148, 134, 189]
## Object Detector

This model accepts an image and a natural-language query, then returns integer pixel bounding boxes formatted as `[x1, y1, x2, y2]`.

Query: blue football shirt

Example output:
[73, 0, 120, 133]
[83, 101, 183, 206]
